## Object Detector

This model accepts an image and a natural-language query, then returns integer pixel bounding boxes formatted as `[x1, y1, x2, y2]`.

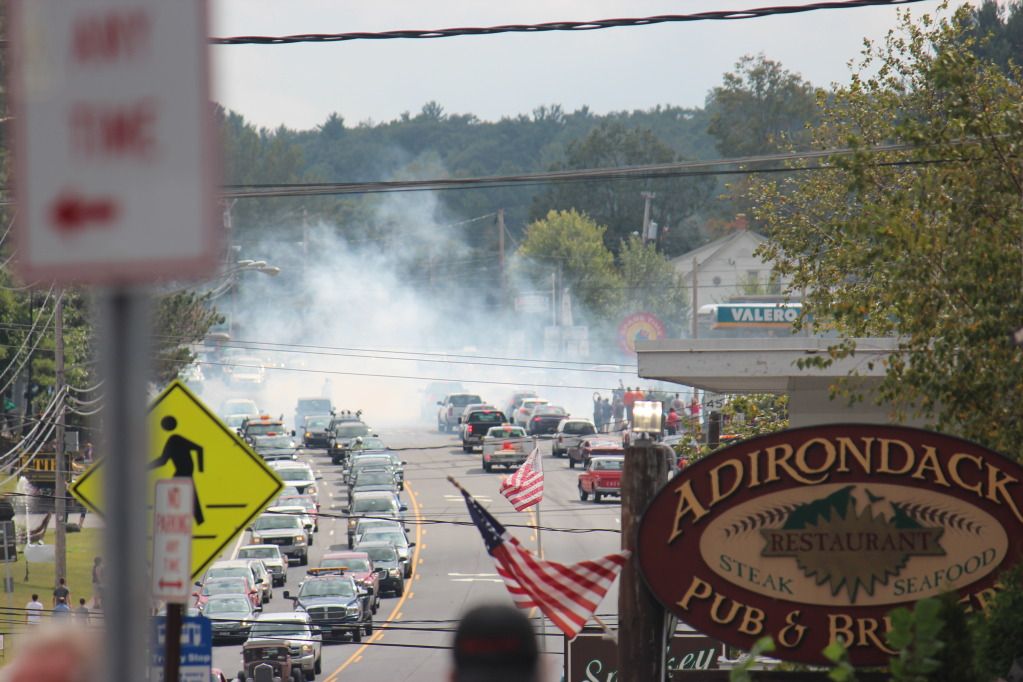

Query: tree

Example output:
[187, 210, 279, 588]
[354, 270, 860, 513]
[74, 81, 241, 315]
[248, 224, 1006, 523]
[517, 210, 622, 319]
[752, 6, 1023, 458]
[152, 292, 223, 385]
[531, 122, 714, 255]
[967, 0, 1023, 74]
[615, 236, 689, 336]
[705, 54, 818, 158]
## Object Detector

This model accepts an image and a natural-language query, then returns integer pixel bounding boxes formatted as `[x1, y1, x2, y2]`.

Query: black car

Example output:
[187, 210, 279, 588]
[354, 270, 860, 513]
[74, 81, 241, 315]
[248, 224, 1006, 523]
[328, 420, 372, 464]
[301, 415, 333, 448]
[527, 406, 569, 435]
[285, 575, 371, 642]
[356, 541, 406, 597]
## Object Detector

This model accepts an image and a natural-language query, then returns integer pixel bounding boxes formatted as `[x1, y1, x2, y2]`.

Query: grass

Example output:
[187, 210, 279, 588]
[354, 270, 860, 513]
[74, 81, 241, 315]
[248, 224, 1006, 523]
[0, 525, 101, 662]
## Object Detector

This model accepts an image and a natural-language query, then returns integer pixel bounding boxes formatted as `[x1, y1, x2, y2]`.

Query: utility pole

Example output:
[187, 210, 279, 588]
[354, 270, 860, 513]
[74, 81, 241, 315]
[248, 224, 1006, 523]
[641, 192, 656, 243]
[691, 258, 699, 339]
[497, 209, 506, 304]
[54, 292, 66, 585]
[619, 436, 670, 682]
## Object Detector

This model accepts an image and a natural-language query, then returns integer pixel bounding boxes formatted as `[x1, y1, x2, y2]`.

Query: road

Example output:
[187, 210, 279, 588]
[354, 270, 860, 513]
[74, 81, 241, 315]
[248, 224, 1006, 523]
[212, 425, 624, 681]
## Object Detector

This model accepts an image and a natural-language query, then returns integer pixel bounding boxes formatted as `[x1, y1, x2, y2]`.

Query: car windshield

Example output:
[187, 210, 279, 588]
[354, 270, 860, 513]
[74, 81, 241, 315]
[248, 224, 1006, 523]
[352, 498, 397, 513]
[299, 579, 355, 598]
[469, 411, 504, 424]
[538, 406, 566, 416]
[450, 395, 482, 407]
[277, 469, 312, 482]
[253, 435, 292, 448]
[323, 557, 370, 571]
[239, 548, 279, 560]
[564, 422, 595, 435]
[522, 401, 546, 410]
[353, 459, 391, 471]
[246, 424, 283, 437]
[305, 417, 330, 429]
[202, 578, 246, 595]
[592, 448, 624, 456]
[335, 424, 370, 438]
[353, 437, 387, 450]
[249, 622, 308, 638]
[277, 497, 314, 510]
[487, 427, 525, 438]
[354, 472, 393, 486]
[357, 520, 398, 533]
[593, 459, 624, 470]
[205, 597, 250, 614]
[361, 531, 406, 545]
[363, 547, 398, 562]
[253, 516, 300, 530]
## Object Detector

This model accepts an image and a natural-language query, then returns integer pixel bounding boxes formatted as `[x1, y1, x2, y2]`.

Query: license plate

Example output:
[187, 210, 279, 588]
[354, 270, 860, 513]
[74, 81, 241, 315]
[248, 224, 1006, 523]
[604, 481, 620, 488]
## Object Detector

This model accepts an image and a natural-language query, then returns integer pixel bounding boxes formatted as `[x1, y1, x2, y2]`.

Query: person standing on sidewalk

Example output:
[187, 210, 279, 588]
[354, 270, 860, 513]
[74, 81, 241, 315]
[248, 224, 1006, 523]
[52, 578, 70, 608]
[25, 595, 43, 626]
[73, 598, 90, 625]
[90, 557, 103, 610]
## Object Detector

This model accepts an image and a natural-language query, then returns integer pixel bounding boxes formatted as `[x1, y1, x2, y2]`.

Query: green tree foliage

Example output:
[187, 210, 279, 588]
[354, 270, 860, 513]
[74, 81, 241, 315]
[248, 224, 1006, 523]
[753, 6, 1023, 457]
[706, 54, 819, 158]
[967, 0, 1023, 73]
[615, 236, 689, 335]
[886, 598, 944, 682]
[152, 292, 223, 385]
[930, 592, 974, 682]
[531, 121, 715, 256]
[517, 210, 622, 319]
[973, 565, 1023, 680]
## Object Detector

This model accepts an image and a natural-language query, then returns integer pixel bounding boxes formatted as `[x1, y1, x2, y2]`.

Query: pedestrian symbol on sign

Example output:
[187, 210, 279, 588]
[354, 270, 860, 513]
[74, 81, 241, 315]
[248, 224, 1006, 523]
[150, 416, 205, 525]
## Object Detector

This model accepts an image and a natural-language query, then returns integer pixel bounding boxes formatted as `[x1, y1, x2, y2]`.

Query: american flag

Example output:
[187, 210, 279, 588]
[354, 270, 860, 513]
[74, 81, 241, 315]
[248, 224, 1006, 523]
[459, 486, 629, 638]
[499, 445, 543, 511]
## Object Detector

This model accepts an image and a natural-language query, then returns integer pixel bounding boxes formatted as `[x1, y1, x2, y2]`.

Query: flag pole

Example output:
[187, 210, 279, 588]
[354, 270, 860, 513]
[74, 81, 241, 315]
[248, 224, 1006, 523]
[533, 437, 547, 652]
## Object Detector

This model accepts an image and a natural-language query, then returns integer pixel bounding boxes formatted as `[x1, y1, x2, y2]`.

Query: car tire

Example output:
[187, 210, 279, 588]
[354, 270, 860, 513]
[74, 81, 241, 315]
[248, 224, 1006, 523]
[483, 461, 492, 472]
[304, 665, 315, 681]
[462, 445, 471, 453]
[291, 669, 303, 682]
[314, 656, 322, 675]
[347, 536, 354, 549]
[299, 553, 308, 566]
[263, 591, 270, 605]
[578, 486, 589, 501]
[404, 564, 412, 579]
[569, 458, 575, 469]
[365, 620, 373, 636]
[594, 492, 603, 503]
[395, 581, 405, 597]
[352, 627, 362, 643]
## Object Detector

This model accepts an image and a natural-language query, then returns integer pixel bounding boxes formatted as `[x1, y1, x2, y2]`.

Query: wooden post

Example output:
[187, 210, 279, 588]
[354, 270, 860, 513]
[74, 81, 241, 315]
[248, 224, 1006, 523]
[691, 258, 699, 339]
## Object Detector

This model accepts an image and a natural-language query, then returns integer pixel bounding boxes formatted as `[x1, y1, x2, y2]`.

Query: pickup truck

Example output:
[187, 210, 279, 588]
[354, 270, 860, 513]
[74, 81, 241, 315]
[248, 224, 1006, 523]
[460, 409, 507, 452]
[578, 455, 624, 502]
[481, 426, 530, 472]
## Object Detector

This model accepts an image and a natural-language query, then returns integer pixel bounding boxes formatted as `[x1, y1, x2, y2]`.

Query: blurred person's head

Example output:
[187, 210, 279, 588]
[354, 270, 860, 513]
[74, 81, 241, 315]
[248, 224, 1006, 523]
[0, 624, 101, 682]
[451, 604, 541, 682]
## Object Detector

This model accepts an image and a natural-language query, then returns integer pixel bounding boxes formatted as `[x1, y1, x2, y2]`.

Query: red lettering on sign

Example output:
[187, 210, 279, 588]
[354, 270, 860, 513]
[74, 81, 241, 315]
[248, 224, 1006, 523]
[156, 515, 190, 535]
[72, 10, 151, 63]
[69, 100, 158, 161]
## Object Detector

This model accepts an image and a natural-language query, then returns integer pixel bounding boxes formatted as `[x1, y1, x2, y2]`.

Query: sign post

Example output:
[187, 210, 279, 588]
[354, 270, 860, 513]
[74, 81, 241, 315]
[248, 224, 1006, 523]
[8, 5, 218, 682]
[153, 479, 194, 682]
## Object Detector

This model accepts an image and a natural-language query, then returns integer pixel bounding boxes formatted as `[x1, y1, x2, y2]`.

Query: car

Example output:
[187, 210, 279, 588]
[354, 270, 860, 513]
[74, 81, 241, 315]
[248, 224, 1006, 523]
[250, 513, 309, 565]
[355, 528, 415, 578]
[578, 456, 624, 502]
[301, 415, 333, 448]
[553, 419, 597, 457]
[348, 469, 400, 502]
[356, 541, 406, 597]
[237, 641, 302, 682]
[505, 391, 538, 423]
[460, 409, 508, 452]
[295, 397, 332, 435]
[251, 434, 299, 462]
[345, 454, 398, 487]
[237, 545, 288, 587]
[458, 403, 498, 425]
[352, 449, 407, 489]
[276, 494, 320, 528]
[227, 356, 266, 386]
[271, 462, 319, 499]
[526, 405, 568, 435]
[221, 398, 259, 419]
[308, 550, 382, 614]
[437, 393, 483, 432]
[224, 413, 250, 431]
[569, 438, 625, 469]
[422, 381, 465, 420]
[193, 577, 259, 612]
[206, 558, 271, 605]
[285, 575, 371, 643]
[245, 611, 322, 680]
[351, 518, 403, 546]
[481, 425, 529, 472]
[345, 491, 407, 548]
[514, 399, 549, 428]
[267, 505, 315, 545]
[203, 594, 256, 642]
[328, 420, 372, 464]
[241, 416, 292, 444]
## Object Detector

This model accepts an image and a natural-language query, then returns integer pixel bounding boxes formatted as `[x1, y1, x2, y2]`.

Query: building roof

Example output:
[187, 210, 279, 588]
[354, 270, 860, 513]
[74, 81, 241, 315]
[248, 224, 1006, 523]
[670, 229, 770, 274]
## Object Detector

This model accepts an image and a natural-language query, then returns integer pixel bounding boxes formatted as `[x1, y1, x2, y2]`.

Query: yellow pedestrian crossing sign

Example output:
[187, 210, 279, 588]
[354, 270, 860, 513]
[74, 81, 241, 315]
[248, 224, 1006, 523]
[71, 380, 284, 578]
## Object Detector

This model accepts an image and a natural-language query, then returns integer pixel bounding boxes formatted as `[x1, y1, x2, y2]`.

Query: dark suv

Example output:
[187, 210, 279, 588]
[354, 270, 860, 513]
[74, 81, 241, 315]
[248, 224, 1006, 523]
[437, 393, 483, 432]
[284, 575, 372, 642]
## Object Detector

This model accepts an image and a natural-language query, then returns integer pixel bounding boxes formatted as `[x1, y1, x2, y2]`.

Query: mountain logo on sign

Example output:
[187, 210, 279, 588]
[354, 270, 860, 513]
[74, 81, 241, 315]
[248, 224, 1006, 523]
[759, 486, 946, 603]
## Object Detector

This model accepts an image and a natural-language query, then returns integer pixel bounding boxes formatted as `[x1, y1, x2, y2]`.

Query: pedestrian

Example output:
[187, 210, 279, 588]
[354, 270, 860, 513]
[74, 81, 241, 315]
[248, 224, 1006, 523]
[52, 577, 70, 607]
[612, 396, 624, 428]
[592, 394, 602, 430]
[601, 398, 612, 431]
[623, 387, 636, 423]
[73, 598, 89, 625]
[450, 604, 542, 682]
[666, 408, 681, 436]
[25, 594, 43, 626]
[671, 393, 685, 414]
[82, 442, 94, 463]
[77, 507, 86, 529]
[90, 557, 103, 610]
[52, 598, 71, 619]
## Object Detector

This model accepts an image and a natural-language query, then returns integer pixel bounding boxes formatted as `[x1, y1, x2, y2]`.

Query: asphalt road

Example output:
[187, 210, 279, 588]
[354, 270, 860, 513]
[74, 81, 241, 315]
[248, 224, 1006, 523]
[211, 425, 624, 681]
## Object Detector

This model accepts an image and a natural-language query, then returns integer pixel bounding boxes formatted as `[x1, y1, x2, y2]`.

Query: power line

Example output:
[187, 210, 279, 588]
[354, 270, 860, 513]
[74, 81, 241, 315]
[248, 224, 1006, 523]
[209, 0, 931, 45]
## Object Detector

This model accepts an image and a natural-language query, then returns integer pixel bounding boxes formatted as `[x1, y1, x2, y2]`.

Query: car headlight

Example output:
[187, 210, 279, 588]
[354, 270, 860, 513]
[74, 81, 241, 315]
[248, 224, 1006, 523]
[251, 534, 261, 543]
[388, 568, 401, 577]
[305, 432, 311, 438]
[301, 644, 313, 654]
[294, 535, 306, 544]
[347, 519, 356, 529]
[306, 485, 317, 496]
[345, 605, 360, 616]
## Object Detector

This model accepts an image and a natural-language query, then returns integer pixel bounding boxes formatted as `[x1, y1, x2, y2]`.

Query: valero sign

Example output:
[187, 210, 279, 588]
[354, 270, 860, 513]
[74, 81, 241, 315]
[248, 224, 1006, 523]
[636, 424, 1023, 666]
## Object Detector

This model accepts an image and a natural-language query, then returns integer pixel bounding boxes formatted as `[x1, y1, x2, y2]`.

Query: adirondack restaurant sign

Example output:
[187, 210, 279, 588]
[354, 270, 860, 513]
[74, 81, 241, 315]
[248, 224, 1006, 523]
[637, 424, 1023, 666]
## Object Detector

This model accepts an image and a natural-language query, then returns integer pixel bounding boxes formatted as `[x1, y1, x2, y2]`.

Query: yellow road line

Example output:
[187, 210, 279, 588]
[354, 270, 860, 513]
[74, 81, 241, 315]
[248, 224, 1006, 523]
[324, 480, 423, 682]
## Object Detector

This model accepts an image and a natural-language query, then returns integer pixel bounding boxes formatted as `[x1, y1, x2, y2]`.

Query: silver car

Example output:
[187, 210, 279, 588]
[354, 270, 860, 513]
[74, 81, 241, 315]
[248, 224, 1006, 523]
[237, 545, 288, 587]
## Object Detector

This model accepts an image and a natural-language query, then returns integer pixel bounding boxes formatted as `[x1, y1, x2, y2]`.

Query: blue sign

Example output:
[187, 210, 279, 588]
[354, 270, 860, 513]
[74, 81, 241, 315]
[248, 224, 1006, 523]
[151, 615, 212, 682]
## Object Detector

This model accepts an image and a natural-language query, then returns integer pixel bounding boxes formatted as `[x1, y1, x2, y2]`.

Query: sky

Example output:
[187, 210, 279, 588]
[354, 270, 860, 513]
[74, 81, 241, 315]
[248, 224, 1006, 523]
[210, 0, 953, 131]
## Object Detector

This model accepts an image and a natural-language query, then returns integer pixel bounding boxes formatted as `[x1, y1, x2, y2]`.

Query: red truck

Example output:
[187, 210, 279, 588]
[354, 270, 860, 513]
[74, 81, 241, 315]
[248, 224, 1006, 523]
[577, 455, 624, 502]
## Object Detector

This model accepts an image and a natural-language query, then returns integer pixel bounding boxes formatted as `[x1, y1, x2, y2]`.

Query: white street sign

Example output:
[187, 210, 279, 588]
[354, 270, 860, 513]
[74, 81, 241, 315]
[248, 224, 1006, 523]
[9, 0, 219, 285]
[152, 479, 194, 604]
